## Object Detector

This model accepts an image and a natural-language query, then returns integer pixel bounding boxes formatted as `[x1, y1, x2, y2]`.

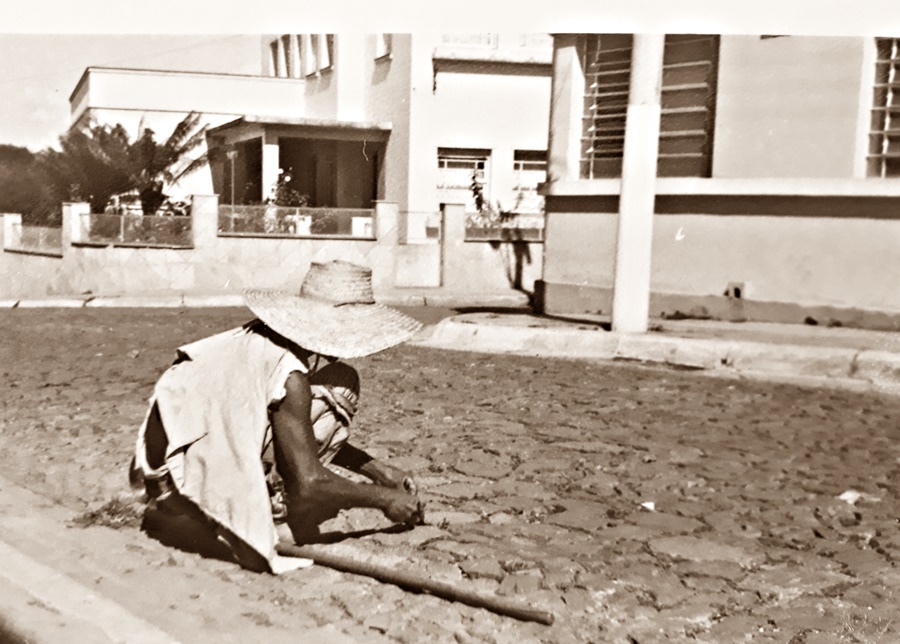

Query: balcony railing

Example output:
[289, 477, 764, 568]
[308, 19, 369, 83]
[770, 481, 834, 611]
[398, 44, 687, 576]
[80, 213, 192, 247]
[218, 205, 376, 239]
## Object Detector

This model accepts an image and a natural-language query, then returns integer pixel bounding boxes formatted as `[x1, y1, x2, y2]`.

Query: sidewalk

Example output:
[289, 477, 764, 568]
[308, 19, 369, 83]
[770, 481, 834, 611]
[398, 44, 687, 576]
[0, 288, 531, 310]
[0, 474, 359, 644]
[413, 311, 900, 397]
[3, 290, 899, 395]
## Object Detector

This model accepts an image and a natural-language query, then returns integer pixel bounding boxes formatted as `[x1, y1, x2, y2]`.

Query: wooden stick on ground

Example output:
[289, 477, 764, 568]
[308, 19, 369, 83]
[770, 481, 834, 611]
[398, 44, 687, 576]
[276, 543, 555, 626]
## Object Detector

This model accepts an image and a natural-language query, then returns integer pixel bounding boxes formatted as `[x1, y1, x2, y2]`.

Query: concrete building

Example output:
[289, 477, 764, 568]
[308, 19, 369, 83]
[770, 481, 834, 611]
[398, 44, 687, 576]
[539, 35, 900, 329]
[69, 34, 551, 236]
[7, 34, 554, 300]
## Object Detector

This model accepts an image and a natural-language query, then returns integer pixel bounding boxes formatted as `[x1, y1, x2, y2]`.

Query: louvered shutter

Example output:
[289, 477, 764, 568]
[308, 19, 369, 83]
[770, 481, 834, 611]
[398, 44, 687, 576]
[580, 34, 719, 179]
[869, 38, 900, 177]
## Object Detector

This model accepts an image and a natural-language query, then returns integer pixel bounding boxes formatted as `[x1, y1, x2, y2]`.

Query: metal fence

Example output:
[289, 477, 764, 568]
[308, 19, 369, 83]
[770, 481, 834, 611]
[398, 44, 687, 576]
[403, 211, 442, 244]
[81, 213, 192, 247]
[6, 223, 63, 254]
[464, 213, 545, 242]
[218, 205, 375, 239]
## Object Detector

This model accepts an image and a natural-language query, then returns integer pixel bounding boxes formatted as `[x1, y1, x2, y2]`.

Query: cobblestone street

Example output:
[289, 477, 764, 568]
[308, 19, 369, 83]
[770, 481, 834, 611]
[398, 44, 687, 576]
[1, 308, 899, 643]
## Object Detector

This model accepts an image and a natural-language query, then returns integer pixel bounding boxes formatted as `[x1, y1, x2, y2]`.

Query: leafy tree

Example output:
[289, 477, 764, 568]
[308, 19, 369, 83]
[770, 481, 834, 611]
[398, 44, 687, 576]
[0, 145, 48, 223]
[37, 123, 132, 215]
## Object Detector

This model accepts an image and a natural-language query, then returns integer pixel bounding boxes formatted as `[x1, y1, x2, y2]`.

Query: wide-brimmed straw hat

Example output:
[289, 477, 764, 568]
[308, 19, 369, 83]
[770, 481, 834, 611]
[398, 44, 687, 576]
[243, 260, 422, 359]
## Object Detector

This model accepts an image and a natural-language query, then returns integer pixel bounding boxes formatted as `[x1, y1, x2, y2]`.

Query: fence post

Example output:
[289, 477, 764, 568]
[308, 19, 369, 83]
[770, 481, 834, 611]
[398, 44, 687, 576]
[61, 202, 90, 251]
[190, 194, 219, 251]
[442, 202, 466, 247]
[373, 202, 398, 245]
[440, 202, 467, 290]
[3, 214, 22, 250]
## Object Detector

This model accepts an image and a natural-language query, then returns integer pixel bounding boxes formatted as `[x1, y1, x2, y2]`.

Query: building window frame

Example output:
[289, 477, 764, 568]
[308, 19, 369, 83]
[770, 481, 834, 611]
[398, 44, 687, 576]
[437, 147, 491, 212]
[318, 34, 334, 72]
[513, 149, 547, 190]
[579, 33, 719, 179]
[868, 37, 900, 177]
[281, 35, 295, 78]
[269, 38, 283, 77]
[303, 35, 318, 77]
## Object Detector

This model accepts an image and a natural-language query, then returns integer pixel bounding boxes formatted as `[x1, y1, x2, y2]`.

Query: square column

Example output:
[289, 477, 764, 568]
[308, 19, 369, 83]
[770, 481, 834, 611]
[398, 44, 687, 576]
[190, 194, 219, 251]
[611, 34, 666, 333]
[547, 35, 585, 183]
[2, 213, 21, 250]
[262, 134, 281, 202]
[61, 202, 90, 249]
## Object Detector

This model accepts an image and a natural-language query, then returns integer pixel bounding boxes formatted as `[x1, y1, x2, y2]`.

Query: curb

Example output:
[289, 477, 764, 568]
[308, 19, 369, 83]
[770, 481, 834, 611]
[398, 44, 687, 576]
[727, 342, 859, 378]
[0, 475, 364, 644]
[180, 293, 244, 308]
[5, 292, 529, 310]
[379, 294, 428, 307]
[419, 318, 900, 394]
[0, 539, 179, 644]
[423, 293, 531, 308]
[85, 295, 184, 308]
[14, 297, 90, 308]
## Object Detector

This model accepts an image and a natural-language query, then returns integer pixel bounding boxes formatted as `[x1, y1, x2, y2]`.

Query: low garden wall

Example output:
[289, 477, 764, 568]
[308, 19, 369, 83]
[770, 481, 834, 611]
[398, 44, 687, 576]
[1, 198, 544, 302]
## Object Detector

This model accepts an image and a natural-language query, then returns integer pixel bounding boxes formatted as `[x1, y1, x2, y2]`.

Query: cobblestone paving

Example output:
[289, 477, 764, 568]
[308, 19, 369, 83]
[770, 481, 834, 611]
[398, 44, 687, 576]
[1, 309, 900, 643]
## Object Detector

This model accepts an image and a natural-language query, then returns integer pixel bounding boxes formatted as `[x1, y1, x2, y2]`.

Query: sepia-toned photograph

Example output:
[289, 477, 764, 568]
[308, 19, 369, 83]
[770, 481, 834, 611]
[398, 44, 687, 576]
[1, 3, 899, 642]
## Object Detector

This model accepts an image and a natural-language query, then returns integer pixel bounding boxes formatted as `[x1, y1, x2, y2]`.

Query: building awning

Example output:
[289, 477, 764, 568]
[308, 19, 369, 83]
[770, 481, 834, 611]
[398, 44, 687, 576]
[207, 115, 393, 143]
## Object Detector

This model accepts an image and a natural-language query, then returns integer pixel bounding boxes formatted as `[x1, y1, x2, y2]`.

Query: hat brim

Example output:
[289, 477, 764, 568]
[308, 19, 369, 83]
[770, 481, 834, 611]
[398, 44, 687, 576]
[243, 289, 423, 359]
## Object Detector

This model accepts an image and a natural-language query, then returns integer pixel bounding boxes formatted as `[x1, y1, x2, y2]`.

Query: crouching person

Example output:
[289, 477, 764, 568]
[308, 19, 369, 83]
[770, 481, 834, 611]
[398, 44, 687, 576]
[129, 261, 425, 573]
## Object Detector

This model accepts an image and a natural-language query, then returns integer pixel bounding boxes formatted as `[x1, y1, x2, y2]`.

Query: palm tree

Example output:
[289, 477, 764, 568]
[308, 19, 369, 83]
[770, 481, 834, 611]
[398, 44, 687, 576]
[129, 112, 208, 215]
[37, 112, 208, 216]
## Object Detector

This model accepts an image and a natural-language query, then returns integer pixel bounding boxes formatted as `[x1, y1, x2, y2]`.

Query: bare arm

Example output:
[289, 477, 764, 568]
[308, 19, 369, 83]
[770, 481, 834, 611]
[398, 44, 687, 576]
[331, 444, 418, 493]
[271, 371, 422, 541]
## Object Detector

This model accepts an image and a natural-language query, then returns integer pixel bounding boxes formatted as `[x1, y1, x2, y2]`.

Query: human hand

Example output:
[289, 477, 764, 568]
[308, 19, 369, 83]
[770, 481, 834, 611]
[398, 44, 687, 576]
[382, 488, 425, 527]
[371, 461, 418, 494]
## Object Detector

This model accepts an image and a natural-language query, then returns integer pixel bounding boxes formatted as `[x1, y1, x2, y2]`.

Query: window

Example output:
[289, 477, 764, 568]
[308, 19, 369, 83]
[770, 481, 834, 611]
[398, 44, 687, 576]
[514, 150, 547, 189]
[375, 33, 392, 59]
[295, 35, 304, 77]
[869, 38, 900, 176]
[269, 39, 283, 77]
[514, 150, 547, 214]
[657, 35, 718, 177]
[303, 35, 318, 76]
[301, 34, 335, 74]
[281, 35, 294, 78]
[319, 34, 334, 71]
[437, 148, 490, 212]
[580, 34, 719, 179]
[514, 150, 547, 174]
[580, 34, 632, 179]
[269, 35, 305, 78]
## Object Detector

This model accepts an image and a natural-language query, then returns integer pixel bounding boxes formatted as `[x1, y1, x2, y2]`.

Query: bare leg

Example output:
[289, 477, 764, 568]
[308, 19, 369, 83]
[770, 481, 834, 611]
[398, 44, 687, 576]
[144, 403, 167, 471]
